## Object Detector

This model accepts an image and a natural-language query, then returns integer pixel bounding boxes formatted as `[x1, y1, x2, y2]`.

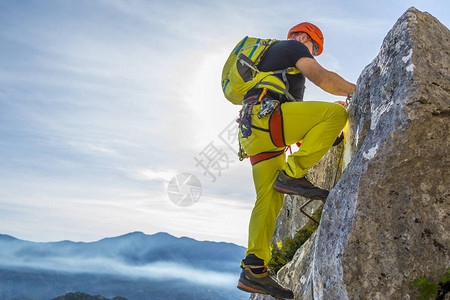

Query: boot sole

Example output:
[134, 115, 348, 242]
[273, 185, 327, 200]
[237, 280, 266, 294]
[237, 280, 292, 300]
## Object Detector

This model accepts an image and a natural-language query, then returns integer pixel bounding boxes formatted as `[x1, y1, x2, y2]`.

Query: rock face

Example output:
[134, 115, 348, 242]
[251, 7, 449, 300]
[337, 7, 449, 299]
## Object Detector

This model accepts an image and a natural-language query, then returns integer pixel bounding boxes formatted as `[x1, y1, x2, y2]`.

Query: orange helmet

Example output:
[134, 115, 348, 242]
[287, 22, 324, 56]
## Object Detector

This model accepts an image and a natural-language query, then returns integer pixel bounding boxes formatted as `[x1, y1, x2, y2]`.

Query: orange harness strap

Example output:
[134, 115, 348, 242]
[250, 150, 285, 166]
[269, 106, 286, 148]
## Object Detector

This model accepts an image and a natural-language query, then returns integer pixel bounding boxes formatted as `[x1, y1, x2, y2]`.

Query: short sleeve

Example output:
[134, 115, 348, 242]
[257, 40, 314, 72]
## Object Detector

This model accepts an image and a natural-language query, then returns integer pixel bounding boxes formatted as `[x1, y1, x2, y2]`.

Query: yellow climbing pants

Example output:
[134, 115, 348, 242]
[239, 101, 348, 264]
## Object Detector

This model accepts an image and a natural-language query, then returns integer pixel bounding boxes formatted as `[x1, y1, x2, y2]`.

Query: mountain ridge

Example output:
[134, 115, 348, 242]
[0, 231, 246, 270]
[0, 231, 247, 300]
[1, 231, 245, 248]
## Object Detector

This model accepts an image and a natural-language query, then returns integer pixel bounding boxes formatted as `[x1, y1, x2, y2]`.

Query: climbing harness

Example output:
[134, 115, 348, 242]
[237, 87, 283, 160]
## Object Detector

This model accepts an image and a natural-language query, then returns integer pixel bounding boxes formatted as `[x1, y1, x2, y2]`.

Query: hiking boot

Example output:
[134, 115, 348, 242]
[273, 170, 329, 200]
[237, 266, 294, 299]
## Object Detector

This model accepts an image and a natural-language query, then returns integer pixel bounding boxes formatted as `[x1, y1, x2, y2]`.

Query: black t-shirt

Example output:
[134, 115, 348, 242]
[245, 40, 314, 102]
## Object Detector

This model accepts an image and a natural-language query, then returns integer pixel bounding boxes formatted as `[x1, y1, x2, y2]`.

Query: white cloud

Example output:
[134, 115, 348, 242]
[1, 0, 449, 247]
[136, 168, 178, 182]
[0, 255, 236, 287]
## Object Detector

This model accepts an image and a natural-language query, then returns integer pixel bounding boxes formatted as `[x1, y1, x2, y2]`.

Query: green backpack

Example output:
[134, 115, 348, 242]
[221, 36, 300, 105]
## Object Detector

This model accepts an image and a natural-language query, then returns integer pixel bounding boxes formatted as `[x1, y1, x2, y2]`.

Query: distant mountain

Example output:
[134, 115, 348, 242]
[52, 292, 127, 300]
[0, 232, 247, 300]
[0, 234, 18, 241]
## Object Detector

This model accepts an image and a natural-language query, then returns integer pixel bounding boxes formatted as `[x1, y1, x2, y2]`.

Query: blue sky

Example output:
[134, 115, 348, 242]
[0, 0, 448, 246]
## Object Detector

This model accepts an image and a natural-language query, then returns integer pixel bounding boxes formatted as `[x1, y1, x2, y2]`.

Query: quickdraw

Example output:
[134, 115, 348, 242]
[238, 139, 248, 161]
[238, 101, 256, 139]
[257, 100, 279, 119]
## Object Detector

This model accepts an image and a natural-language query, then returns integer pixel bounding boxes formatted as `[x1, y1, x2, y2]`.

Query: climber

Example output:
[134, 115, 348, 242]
[236, 22, 356, 299]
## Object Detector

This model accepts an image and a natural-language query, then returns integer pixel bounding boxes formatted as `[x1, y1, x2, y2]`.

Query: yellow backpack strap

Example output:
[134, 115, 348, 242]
[275, 67, 301, 75]
[272, 67, 300, 101]
[255, 75, 296, 102]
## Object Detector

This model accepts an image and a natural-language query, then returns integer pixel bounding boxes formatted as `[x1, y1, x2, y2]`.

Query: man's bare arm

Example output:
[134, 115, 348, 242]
[295, 57, 356, 96]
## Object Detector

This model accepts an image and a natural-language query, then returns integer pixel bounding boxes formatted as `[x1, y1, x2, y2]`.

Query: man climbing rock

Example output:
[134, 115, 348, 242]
[233, 22, 356, 298]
